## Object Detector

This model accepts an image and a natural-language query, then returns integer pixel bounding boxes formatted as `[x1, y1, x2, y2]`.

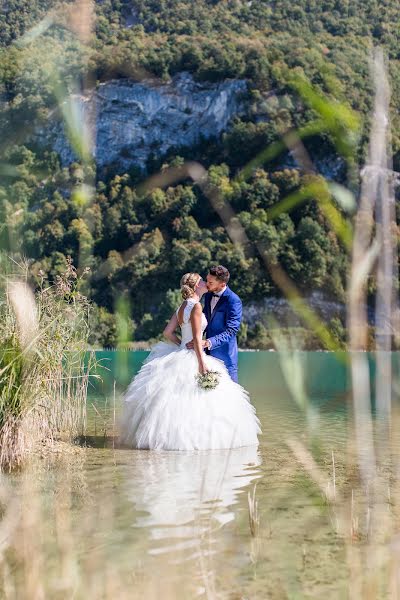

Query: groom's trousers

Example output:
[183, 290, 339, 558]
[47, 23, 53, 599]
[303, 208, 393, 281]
[205, 348, 238, 382]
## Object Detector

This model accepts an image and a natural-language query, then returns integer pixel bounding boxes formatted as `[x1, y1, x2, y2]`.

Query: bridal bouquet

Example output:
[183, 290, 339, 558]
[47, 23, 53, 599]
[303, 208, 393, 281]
[196, 370, 221, 391]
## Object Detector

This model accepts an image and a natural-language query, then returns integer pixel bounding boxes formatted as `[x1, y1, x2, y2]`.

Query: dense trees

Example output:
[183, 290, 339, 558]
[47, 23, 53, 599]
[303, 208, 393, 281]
[1, 1, 399, 345]
[0, 144, 349, 346]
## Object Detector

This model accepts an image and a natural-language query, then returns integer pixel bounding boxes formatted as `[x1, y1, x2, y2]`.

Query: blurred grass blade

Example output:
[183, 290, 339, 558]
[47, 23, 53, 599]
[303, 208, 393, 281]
[14, 16, 54, 47]
[328, 183, 356, 214]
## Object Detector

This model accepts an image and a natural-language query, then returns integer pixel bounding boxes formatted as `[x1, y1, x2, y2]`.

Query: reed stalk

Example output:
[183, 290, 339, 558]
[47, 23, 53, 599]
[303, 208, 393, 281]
[247, 483, 260, 537]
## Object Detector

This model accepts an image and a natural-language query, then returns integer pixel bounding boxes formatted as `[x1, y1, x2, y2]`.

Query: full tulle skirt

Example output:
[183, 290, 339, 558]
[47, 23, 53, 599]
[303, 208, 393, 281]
[119, 342, 261, 451]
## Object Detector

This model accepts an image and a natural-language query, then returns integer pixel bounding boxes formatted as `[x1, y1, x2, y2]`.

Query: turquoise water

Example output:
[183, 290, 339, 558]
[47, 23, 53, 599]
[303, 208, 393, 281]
[80, 351, 355, 596]
[91, 349, 354, 394]
[89, 350, 400, 413]
[5, 351, 400, 597]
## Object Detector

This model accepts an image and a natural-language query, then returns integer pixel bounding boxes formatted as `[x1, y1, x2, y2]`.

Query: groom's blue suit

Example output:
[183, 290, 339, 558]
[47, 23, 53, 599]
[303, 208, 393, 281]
[204, 286, 242, 383]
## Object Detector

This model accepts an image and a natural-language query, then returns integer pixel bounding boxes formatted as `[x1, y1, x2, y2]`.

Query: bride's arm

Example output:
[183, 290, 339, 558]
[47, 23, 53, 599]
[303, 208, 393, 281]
[163, 313, 180, 346]
[190, 304, 208, 375]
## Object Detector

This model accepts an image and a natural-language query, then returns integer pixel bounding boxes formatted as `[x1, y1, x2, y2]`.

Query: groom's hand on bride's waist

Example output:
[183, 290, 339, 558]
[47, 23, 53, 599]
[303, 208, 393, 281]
[186, 339, 211, 350]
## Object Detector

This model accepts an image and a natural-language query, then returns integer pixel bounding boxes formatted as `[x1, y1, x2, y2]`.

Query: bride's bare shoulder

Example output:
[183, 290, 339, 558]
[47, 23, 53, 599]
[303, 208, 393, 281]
[190, 302, 203, 316]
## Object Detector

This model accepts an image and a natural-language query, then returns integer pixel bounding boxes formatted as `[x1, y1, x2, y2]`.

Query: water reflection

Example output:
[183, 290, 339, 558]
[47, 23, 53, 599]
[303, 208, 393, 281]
[122, 445, 261, 556]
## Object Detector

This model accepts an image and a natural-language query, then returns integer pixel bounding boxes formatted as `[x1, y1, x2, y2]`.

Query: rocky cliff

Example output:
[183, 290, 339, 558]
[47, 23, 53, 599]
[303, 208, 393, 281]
[37, 73, 247, 171]
[242, 292, 347, 328]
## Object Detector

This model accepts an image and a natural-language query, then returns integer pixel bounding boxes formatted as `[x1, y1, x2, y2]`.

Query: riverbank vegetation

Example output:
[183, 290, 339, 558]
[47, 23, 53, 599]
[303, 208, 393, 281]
[0, 254, 95, 469]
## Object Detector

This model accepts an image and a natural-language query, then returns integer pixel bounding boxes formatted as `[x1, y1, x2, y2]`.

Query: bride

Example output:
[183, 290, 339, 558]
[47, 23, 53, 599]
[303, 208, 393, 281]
[119, 272, 261, 450]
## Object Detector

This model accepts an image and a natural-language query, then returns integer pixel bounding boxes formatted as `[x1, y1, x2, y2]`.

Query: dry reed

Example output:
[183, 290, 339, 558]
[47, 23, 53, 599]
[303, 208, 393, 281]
[0, 255, 97, 469]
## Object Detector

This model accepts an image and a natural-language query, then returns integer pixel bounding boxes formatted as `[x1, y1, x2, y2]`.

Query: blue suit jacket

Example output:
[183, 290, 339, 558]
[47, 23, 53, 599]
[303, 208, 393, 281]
[204, 286, 242, 372]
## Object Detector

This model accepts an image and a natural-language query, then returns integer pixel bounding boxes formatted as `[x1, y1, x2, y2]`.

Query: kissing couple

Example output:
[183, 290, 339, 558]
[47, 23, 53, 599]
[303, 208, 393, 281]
[119, 265, 261, 451]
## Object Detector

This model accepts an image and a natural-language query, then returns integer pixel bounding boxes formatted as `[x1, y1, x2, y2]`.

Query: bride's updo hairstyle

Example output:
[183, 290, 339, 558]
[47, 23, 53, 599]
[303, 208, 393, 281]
[180, 272, 201, 300]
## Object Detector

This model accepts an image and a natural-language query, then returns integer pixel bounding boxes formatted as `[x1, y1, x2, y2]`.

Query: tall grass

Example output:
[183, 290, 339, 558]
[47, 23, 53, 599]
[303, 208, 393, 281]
[0, 254, 96, 469]
[0, 0, 399, 596]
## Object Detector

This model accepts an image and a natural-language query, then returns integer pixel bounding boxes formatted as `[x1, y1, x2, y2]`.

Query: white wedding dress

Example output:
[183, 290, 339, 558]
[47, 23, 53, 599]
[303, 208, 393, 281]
[119, 299, 261, 450]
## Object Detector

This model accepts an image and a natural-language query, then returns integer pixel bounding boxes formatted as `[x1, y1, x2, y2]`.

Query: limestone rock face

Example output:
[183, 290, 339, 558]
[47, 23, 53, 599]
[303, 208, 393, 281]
[37, 73, 247, 170]
[242, 292, 347, 328]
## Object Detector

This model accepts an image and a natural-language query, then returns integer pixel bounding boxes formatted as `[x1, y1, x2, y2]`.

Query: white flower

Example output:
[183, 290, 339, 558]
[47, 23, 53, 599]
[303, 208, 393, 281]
[196, 370, 221, 391]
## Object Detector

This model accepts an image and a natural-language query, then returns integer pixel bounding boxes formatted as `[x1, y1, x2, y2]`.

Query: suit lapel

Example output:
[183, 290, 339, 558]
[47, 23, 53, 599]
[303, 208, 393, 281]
[205, 292, 212, 323]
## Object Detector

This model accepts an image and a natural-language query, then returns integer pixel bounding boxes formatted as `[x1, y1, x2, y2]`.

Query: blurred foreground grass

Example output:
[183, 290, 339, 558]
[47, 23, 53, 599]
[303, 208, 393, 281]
[0, 2, 399, 598]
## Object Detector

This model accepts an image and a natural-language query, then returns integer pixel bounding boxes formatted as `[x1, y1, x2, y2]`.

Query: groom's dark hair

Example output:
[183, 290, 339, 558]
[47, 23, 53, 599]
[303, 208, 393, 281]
[209, 265, 230, 283]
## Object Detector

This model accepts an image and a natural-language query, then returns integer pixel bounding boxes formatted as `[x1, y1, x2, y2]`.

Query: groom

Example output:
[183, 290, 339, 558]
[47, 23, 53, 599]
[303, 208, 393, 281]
[187, 265, 242, 382]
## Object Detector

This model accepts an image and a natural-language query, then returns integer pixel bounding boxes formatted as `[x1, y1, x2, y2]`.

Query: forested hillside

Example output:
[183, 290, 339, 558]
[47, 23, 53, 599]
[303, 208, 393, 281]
[0, 0, 398, 347]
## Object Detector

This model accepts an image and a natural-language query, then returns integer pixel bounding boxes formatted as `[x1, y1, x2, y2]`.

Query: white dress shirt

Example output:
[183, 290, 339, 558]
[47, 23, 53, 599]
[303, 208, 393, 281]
[210, 285, 227, 313]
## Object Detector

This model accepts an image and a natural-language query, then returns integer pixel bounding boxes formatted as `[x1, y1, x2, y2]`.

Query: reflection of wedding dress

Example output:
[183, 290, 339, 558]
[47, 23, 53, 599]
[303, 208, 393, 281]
[123, 445, 262, 554]
[119, 299, 261, 450]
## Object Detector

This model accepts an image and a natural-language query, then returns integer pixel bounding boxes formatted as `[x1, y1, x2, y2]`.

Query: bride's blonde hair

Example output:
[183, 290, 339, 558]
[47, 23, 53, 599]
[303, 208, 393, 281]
[180, 272, 201, 300]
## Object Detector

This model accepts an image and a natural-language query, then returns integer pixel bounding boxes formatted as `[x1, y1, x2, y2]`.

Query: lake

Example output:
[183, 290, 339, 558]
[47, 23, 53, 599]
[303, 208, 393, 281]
[4, 350, 400, 598]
